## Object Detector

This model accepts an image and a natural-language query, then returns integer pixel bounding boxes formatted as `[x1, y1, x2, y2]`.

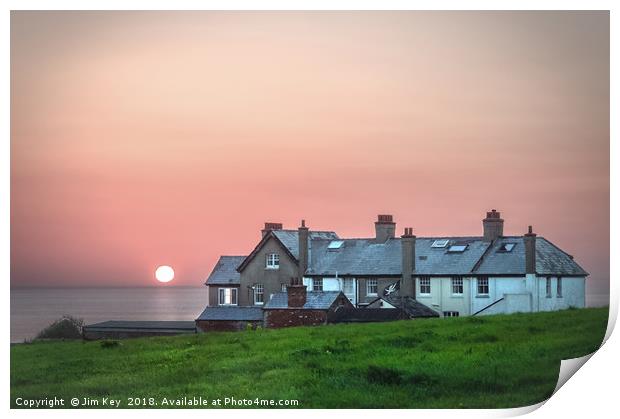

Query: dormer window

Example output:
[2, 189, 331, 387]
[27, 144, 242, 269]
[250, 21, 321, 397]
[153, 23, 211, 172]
[266, 253, 280, 269]
[498, 243, 516, 252]
[327, 240, 345, 249]
[447, 245, 467, 253]
[431, 239, 449, 248]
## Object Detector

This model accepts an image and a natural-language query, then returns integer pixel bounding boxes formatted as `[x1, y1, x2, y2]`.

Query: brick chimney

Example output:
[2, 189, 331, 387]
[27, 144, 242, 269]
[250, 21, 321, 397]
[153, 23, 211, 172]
[524, 225, 537, 274]
[287, 277, 307, 307]
[375, 214, 396, 243]
[400, 227, 416, 298]
[261, 222, 283, 238]
[298, 219, 309, 283]
[482, 209, 504, 242]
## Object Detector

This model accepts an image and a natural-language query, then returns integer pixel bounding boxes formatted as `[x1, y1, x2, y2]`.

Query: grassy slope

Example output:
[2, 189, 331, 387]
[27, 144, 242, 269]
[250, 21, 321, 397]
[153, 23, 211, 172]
[11, 307, 608, 409]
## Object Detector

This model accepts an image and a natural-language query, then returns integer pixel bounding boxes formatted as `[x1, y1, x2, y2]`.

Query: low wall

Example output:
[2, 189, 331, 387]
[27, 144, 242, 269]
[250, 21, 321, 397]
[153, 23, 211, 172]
[195, 320, 262, 332]
[263, 309, 327, 328]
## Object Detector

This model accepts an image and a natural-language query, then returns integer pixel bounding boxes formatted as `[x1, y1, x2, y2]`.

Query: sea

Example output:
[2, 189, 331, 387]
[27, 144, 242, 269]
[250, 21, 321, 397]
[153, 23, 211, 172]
[10, 287, 208, 343]
[10, 287, 611, 343]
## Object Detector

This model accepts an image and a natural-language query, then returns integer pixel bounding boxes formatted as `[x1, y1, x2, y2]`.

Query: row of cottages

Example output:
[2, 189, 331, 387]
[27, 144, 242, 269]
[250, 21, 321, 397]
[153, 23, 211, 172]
[196, 210, 587, 331]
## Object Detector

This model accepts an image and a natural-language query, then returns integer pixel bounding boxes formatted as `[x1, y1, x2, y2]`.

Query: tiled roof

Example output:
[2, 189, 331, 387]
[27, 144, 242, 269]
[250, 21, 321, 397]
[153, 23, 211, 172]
[205, 256, 245, 285]
[273, 230, 339, 260]
[381, 295, 441, 317]
[264, 291, 343, 310]
[306, 236, 587, 277]
[195, 306, 264, 321]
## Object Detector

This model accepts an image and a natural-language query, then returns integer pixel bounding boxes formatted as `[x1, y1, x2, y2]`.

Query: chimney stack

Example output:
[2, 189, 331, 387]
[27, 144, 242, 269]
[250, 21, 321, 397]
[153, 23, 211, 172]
[261, 222, 283, 238]
[375, 214, 396, 243]
[400, 227, 416, 298]
[287, 277, 307, 307]
[298, 219, 309, 283]
[482, 209, 504, 242]
[524, 225, 537, 274]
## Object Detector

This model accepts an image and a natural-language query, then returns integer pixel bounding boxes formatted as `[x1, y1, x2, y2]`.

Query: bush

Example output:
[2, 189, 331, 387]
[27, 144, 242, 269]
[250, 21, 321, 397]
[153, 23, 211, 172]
[36, 316, 83, 340]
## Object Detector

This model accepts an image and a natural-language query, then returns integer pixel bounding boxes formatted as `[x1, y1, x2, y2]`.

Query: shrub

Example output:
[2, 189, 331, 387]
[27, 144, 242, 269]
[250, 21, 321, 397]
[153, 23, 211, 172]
[35, 316, 83, 340]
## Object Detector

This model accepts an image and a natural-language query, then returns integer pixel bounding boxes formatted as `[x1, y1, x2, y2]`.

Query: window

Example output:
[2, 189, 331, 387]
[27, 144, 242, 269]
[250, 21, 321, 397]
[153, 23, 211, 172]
[431, 239, 449, 248]
[546, 277, 552, 298]
[443, 311, 460, 317]
[281, 283, 288, 292]
[343, 278, 354, 295]
[557, 277, 563, 298]
[313, 278, 323, 292]
[451, 277, 463, 295]
[218, 288, 238, 306]
[266, 253, 280, 269]
[477, 277, 489, 295]
[498, 243, 516, 252]
[327, 240, 345, 249]
[254, 283, 264, 305]
[367, 279, 378, 296]
[419, 276, 431, 295]
[448, 245, 468, 253]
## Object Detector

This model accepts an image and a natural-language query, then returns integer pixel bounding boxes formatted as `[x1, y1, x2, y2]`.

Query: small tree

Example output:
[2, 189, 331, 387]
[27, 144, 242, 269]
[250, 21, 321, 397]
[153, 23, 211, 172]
[36, 315, 84, 340]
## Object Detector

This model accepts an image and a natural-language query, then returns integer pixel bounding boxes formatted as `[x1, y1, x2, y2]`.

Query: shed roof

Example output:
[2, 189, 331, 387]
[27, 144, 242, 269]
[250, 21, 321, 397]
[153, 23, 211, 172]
[83, 321, 196, 331]
[264, 291, 344, 310]
[196, 306, 264, 321]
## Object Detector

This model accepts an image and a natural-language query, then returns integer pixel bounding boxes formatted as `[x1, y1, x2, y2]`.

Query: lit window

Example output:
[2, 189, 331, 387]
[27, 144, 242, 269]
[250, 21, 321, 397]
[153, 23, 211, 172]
[327, 240, 345, 249]
[498, 243, 516, 252]
[448, 245, 468, 253]
[254, 283, 264, 305]
[546, 277, 552, 298]
[477, 277, 489, 295]
[266, 253, 280, 269]
[218, 288, 238, 306]
[367, 279, 378, 296]
[313, 278, 323, 292]
[431, 239, 449, 248]
[557, 277, 563, 298]
[419, 277, 431, 295]
[443, 311, 460, 318]
[452, 277, 463, 295]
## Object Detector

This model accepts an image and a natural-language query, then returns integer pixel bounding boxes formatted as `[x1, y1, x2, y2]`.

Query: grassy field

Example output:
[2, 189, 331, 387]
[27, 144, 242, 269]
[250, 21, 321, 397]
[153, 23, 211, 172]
[11, 307, 608, 409]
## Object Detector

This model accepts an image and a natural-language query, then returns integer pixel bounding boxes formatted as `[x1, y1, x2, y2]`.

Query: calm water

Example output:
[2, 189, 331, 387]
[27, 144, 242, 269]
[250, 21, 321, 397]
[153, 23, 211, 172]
[10, 288, 610, 343]
[10, 287, 208, 343]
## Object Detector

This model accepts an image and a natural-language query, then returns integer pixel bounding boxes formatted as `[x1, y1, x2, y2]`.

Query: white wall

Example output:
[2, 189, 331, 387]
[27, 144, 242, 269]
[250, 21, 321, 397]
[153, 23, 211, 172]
[538, 276, 586, 311]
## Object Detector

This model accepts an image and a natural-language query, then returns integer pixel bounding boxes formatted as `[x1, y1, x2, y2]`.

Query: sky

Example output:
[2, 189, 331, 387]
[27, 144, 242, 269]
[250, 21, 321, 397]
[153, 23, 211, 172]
[11, 11, 609, 294]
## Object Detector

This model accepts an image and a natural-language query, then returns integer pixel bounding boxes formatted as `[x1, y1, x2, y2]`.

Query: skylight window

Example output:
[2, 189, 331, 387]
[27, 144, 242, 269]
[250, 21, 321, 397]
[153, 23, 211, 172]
[498, 243, 516, 252]
[447, 245, 468, 253]
[431, 239, 449, 248]
[327, 240, 345, 249]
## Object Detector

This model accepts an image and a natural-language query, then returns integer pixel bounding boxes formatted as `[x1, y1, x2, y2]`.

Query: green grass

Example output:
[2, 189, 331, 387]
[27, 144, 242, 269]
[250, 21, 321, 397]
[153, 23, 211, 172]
[11, 307, 608, 409]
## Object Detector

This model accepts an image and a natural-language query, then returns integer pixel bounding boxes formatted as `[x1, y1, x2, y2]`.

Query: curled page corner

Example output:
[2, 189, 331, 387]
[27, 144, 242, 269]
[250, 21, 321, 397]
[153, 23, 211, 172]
[552, 352, 595, 395]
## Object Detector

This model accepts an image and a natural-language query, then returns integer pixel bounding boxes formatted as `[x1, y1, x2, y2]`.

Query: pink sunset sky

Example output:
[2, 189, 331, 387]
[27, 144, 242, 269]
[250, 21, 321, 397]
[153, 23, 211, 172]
[11, 11, 609, 295]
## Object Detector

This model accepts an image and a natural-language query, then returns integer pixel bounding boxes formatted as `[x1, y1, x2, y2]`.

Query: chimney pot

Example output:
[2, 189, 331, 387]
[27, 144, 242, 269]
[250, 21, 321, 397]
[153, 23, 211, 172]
[483, 209, 504, 241]
[375, 214, 396, 243]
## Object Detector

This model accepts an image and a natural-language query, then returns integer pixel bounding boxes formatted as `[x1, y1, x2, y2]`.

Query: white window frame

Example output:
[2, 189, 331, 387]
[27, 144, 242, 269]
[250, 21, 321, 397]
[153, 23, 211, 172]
[313, 278, 323, 292]
[557, 277, 563, 298]
[265, 253, 280, 269]
[431, 239, 449, 248]
[367, 279, 378, 296]
[281, 283, 287, 292]
[218, 287, 238, 306]
[477, 277, 489, 295]
[443, 311, 460, 317]
[451, 277, 464, 295]
[419, 277, 431, 295]
[253, 283, 264, 305]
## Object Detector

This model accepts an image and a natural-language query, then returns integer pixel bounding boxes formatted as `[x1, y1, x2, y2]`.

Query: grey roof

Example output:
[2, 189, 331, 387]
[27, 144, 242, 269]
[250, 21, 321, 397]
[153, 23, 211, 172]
[307, 236, 587, 277]
[308, 237, 490, 276]
[273, 230, 339, 260]
[381, 296, 441, 317]
[205, 256, 245, 285]
[264, 291, 343, 310]
[473, 237, 588, 276]
[196, 306, 264, 321]
[83, 321, 196, 331]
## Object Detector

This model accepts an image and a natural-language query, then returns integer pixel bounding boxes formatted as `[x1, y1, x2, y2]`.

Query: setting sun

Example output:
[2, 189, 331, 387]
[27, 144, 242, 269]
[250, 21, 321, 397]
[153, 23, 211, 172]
[155, 265, 175, 283]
